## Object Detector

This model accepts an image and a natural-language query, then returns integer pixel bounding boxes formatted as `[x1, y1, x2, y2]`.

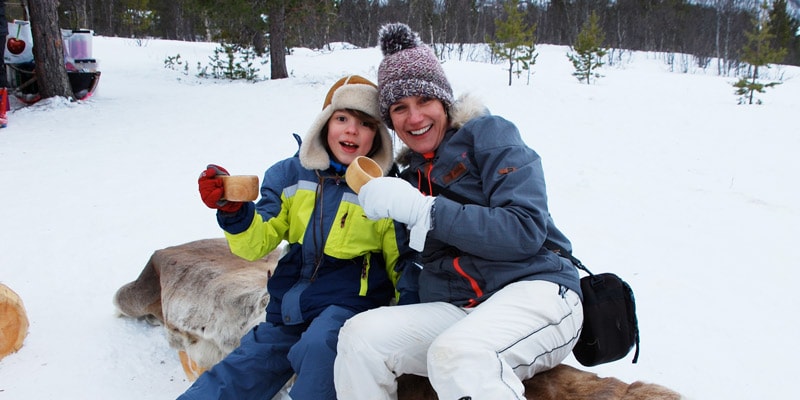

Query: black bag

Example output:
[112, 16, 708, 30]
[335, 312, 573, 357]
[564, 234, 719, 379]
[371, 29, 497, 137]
[574, 270, 640, 366]
[545, 241, 640, 367]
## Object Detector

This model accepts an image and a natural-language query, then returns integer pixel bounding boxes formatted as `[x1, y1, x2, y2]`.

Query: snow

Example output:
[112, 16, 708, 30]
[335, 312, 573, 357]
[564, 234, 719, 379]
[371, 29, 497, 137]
[1, 36, 798, 400]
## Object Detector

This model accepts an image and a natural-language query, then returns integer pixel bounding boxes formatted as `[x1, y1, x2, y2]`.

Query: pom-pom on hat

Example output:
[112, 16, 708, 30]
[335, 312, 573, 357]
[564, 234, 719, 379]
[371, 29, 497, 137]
[300, 75, 393, 175]
[377, 23, 454, 129]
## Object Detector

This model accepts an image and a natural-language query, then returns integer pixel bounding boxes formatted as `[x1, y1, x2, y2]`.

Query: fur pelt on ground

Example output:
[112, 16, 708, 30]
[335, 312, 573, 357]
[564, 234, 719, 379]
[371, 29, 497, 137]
[396, 364, 686, 400]
[113, 238, 280, 370]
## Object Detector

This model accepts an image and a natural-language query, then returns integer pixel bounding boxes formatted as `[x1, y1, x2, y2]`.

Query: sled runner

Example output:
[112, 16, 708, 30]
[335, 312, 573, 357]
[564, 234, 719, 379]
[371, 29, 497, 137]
[6, 62, 101, 104]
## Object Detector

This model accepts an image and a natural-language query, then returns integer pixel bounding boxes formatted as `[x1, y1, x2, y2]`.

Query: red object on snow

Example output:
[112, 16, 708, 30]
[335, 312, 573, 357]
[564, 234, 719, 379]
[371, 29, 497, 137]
[0, 88, 8, 128]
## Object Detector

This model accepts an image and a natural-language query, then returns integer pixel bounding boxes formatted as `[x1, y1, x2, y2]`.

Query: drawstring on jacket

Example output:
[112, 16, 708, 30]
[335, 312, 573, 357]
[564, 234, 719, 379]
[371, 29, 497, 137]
[310, 173, 325, 281]
[416, 152, 436, 196]
[310, 166, 346, 281]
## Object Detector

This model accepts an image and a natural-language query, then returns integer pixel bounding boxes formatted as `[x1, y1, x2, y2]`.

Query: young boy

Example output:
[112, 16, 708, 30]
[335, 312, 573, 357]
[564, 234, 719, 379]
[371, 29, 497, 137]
[181, 75, 418, 400]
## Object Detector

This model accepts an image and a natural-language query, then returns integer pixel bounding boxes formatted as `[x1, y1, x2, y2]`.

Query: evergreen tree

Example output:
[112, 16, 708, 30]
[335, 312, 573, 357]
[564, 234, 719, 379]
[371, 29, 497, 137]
[567, 11, 607, 85]
[768, 0, 800, 65]
[734, 1, 788, 105]
[488, 0, 538, 86]
[193, 0, 269, 54]
[121, 0, 156, 42]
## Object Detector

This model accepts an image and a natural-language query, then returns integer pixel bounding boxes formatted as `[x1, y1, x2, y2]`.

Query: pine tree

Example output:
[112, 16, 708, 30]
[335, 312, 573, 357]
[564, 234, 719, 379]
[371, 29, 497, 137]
[567, 11, 607, 85]
[767, 0, 800, 65]
[488, 0, 538, 86]
[28, 0, 73, 100]
[734, 1, 788, 105]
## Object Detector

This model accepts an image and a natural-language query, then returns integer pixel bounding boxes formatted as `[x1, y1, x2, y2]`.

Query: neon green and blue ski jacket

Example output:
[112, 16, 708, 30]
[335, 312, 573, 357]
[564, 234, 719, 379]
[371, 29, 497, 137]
[217, 156, 418, 326]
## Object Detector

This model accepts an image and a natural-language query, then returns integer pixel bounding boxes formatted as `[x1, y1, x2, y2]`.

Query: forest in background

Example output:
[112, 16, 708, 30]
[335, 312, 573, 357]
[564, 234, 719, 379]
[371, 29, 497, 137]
[6, 0, 800, 71]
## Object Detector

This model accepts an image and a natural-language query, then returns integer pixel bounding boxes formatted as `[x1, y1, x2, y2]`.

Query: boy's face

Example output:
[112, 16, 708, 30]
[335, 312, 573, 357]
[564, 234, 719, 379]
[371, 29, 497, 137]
[326, 109, 378, 166]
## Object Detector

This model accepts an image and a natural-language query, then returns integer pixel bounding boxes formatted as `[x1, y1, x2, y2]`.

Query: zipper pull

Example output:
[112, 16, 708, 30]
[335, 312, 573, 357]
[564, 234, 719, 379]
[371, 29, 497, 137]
[361, 257, 368, 280]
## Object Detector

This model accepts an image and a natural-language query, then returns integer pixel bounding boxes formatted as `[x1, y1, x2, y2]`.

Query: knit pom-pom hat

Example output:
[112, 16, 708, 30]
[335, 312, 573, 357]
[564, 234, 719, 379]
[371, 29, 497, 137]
[300, 75, 393, 175]
[377, 23, 454, 129]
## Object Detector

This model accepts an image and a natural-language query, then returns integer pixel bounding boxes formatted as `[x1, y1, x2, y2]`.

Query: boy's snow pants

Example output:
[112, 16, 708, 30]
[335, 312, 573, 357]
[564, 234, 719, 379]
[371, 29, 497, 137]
[178, 305, 355, 400]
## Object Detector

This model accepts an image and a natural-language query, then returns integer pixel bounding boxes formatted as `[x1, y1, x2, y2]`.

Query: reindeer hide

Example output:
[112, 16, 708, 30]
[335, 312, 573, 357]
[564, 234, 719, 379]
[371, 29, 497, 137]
[113, 238, 280, 369]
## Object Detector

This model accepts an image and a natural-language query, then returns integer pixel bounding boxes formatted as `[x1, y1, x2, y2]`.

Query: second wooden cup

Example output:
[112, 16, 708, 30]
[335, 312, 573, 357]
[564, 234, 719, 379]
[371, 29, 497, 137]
[345, 156, 383, 194]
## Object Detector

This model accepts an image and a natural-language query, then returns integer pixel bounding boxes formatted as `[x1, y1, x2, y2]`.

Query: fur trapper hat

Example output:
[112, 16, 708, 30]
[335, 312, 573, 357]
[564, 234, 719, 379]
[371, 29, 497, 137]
[300, 75, 393, 175]
[377, 23, 454, 129]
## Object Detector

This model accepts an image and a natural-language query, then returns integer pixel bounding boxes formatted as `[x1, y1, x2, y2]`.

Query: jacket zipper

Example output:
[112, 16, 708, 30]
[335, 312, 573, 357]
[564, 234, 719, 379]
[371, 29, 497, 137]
[359, 254, 369, 296]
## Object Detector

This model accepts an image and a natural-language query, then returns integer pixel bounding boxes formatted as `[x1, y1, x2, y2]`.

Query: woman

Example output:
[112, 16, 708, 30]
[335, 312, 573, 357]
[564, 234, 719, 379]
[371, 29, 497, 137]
[182, 75, 418, 400]
[334, 24, 583, 400]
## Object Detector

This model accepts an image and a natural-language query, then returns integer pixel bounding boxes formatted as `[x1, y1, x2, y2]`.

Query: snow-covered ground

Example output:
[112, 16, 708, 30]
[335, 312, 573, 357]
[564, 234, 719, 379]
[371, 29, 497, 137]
[0, 36, 798, 399]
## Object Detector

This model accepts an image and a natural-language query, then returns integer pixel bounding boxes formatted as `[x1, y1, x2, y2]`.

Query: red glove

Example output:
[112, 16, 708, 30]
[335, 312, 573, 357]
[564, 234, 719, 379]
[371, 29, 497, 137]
[198, 164, 243, 213]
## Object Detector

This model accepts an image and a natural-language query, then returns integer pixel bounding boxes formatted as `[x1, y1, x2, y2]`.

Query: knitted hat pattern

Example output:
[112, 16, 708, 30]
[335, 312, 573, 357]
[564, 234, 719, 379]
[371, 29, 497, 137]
[300, 75, 393, 175]
[377, 23, 454, 129]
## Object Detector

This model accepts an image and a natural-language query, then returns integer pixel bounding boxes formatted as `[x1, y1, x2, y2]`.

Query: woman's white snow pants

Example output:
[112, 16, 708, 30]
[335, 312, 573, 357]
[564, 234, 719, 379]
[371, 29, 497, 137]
[334, 280, 583, 400]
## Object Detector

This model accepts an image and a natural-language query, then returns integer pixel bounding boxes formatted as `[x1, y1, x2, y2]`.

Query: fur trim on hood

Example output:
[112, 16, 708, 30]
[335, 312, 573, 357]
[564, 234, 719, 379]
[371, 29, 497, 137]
[396, 93, 489, 167]
[299, 76, 394, 175]
[449, 93, 489, 129]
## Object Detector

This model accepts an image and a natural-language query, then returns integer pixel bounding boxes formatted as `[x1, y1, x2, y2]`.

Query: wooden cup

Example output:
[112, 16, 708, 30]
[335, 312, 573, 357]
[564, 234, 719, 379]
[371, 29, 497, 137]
[220, 175, 260, 202]
[345, 156, 383, 194]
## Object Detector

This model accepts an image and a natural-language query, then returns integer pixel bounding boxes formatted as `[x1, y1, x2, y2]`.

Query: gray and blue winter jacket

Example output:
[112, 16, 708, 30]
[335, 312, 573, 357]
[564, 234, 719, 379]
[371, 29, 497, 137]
[398, 95, 582, 306]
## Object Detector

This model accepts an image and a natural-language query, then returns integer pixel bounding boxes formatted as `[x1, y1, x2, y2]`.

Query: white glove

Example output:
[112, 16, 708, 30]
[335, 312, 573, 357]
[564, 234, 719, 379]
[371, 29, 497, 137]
[358, 177, 435, 251]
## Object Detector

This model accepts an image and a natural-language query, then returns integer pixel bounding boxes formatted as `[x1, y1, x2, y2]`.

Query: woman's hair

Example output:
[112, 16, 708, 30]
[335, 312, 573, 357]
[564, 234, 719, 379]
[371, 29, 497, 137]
[321, 108, 383, 158]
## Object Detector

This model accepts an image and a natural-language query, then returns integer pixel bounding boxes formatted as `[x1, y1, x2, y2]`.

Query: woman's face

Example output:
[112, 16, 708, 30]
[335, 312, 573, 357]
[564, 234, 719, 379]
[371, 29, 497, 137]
[389, 96, 447, 155]
[326, 109, 378, 166]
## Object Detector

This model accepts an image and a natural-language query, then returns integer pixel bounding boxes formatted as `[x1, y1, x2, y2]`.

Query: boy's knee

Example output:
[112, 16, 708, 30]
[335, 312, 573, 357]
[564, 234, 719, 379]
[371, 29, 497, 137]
[290, 331, 336, 369]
